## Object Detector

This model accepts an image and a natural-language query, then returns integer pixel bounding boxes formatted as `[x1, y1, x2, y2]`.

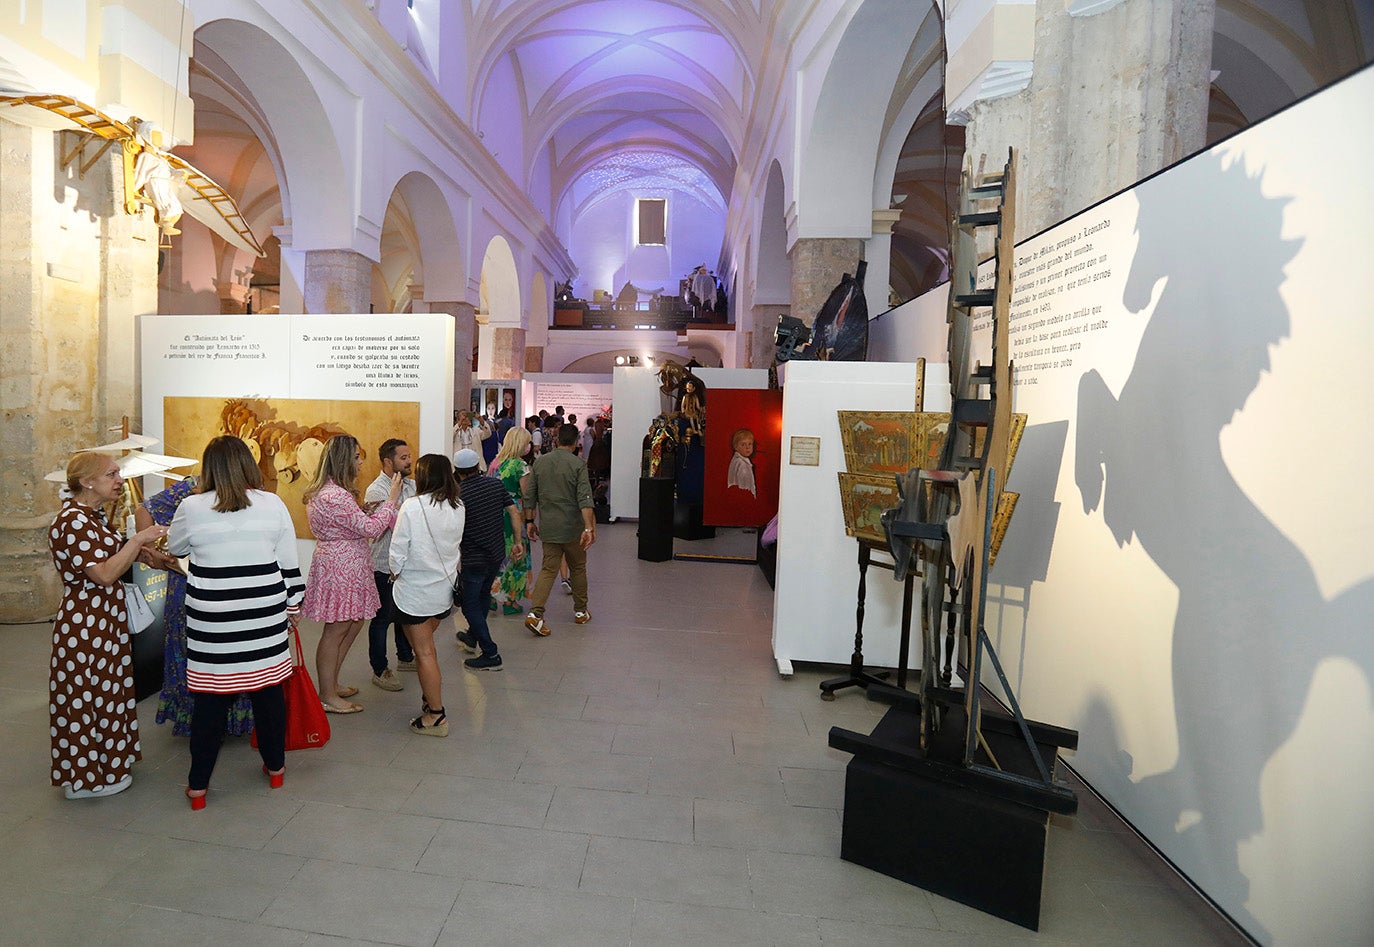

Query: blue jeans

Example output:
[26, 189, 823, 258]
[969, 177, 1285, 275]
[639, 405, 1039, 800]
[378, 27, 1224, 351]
[459, 563, 502, 658]
[369, 571, 414, 675]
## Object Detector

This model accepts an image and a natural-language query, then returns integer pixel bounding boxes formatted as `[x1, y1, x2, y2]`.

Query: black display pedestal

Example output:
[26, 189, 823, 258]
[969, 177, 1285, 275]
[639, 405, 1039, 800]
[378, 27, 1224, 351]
[837, 703, 1056, 930]
[638, 477, 674, 561]
[672, 500, 715, 540]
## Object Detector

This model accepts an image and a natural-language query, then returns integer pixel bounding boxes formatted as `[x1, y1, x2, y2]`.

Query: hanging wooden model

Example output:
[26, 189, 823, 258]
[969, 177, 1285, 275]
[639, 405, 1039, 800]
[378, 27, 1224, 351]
[0, 93, 264, 256]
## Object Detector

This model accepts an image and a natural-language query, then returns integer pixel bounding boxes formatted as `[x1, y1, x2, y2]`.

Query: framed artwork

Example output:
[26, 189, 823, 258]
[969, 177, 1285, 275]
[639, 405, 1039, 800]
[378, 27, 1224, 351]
[914, 412, 951, 470]
[163, 396, 420, 540]
[967, 412, 1028, 485]
[838, 471, 901, 544]
[988, 490, 1020, 567]
[837, 411, 919, 475]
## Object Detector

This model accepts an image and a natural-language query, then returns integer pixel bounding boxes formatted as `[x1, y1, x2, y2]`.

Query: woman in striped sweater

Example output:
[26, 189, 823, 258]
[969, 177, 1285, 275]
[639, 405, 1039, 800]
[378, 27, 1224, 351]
[167, 437, 305, 810]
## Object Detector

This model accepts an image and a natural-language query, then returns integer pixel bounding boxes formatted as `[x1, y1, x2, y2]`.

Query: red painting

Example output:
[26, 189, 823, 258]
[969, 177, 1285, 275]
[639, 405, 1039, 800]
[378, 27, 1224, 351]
[703, 388, 784, 527]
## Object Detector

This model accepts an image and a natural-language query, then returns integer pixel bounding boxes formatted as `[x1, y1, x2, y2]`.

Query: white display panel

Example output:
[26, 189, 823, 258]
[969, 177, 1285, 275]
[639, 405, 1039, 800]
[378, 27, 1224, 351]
[772, 360, 950, 670]
[141, 313, 455, 460]
[873, 67, 1374, 944]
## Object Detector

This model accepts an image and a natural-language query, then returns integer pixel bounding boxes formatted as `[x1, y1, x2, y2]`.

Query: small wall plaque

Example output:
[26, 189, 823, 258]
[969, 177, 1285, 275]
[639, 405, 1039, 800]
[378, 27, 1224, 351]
[789, 435, 821, 466]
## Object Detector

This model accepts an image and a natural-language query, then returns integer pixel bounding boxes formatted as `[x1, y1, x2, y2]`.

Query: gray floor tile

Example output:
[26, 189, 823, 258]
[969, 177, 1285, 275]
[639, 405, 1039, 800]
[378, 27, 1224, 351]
[265, 802, 443, 871]
[748, 848, 942, 927]
[779, 765, 845, 808]
[437, 879, 634, 946]
[516, 746, 652, 792]
[259, 859, 458, 946]
[544, 785, 694, 843]
[97, 837, 305, 922]
[415, 820, 589, 888]
[401, 772, 554, 828]
[693, 798, 842, 856]
[632, 900, 824, 946]
[648, 755, 789, 804]
[579, 835, 754, 909]
[1, 881, 137, 945]
[104, 905, 311, 946]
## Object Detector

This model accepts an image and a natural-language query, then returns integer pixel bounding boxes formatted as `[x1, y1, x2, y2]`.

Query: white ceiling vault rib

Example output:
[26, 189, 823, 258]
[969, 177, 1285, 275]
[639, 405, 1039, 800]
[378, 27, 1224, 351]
[466, 0, 760, 243]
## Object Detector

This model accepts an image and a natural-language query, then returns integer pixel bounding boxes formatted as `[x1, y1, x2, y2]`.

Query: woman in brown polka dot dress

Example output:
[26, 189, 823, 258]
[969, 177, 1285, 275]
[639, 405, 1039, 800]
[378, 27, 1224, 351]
[48, 452, 168, 800]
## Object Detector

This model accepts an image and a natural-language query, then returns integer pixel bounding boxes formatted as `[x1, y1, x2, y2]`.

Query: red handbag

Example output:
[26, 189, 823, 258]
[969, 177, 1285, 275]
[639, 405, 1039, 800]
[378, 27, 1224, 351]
[252, 625, 331, 751]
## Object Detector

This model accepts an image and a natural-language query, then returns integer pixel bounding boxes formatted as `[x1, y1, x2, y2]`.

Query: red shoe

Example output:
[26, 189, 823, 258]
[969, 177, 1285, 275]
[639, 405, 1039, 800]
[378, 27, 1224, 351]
[262, 765, 285, 789]
[186, 787, 207, 811]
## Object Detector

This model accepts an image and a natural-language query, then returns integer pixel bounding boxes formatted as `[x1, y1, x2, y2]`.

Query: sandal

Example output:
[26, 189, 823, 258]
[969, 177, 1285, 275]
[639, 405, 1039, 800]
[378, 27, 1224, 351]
[409, 706, 449, 737]
[322, 700, 364, 714]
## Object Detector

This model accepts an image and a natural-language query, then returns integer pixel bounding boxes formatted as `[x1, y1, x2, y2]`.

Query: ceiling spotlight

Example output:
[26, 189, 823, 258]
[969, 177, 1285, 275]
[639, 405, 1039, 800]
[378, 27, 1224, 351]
[615, 355, 627, 366]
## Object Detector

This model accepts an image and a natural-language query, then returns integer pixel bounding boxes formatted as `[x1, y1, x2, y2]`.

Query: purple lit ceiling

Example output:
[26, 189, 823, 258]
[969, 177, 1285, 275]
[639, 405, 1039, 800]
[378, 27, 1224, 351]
[471, 0, 756, 232]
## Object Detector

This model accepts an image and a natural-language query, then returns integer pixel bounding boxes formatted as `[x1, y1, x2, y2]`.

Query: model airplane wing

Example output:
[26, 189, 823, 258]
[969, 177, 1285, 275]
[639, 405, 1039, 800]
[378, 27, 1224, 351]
[84, 434, 161, 452]
[0, 93, 263, 257]
[0, 93, 133, 138]
[165, 152, 265, 256]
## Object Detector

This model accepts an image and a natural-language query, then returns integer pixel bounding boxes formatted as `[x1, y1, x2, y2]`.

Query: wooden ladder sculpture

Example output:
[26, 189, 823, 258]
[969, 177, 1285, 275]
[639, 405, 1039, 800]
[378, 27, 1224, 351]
[827, 149, 1079, 930]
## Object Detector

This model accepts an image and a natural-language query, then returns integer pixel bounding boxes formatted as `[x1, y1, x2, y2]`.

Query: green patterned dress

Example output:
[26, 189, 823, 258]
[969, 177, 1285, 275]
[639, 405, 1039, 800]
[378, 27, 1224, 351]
[494, 457, 531, 609]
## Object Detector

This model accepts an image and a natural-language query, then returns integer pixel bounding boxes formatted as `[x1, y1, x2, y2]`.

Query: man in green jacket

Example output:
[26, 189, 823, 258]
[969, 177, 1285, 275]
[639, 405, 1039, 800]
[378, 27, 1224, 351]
[523, 423, 596, 636]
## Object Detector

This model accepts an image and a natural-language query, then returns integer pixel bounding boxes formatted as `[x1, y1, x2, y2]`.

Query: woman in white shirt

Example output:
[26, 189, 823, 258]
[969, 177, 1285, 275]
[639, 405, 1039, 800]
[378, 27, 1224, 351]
[388, 454, 465, 737]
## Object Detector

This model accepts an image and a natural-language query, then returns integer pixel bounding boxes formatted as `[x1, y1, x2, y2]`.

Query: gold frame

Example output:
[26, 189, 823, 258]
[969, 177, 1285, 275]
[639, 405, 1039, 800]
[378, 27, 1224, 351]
[837, 410, 920, 475]
[838, 471, 902, 544]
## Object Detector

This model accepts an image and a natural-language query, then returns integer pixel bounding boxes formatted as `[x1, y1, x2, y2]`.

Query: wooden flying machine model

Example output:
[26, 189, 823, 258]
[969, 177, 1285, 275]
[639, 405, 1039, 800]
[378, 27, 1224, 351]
[0, 92, 263, 255]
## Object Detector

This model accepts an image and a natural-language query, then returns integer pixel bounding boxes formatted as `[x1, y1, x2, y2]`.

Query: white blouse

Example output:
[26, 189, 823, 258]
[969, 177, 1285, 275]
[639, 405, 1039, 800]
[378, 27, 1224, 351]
[388, 494, 465, 617]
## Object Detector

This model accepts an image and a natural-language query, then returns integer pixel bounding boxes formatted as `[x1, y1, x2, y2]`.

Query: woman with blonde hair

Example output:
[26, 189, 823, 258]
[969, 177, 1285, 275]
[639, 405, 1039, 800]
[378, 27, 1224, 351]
[167, 436, 304, 809]
[389, 454, 465, 736]
[488, 426, 533, 615]
[48, 451, 167, 799]
[301, 434, 403, 713]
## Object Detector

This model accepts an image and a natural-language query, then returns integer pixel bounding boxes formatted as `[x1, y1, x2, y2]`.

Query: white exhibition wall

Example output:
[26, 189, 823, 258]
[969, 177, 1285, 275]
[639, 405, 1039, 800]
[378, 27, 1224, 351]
[522, 373, 613, 422]
[772, 360, 950, 672]
[610, 366, 769, 520]
[868, 67, 1374, 944]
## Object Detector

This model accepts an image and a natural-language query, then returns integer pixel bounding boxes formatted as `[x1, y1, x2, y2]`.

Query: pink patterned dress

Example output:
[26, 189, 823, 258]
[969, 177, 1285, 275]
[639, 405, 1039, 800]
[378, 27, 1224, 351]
[302, 482, 397, 622]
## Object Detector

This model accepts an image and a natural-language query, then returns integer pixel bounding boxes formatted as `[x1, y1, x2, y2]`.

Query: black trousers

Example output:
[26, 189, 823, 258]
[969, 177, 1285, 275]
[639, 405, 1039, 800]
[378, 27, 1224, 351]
[188, 684, 286, 790]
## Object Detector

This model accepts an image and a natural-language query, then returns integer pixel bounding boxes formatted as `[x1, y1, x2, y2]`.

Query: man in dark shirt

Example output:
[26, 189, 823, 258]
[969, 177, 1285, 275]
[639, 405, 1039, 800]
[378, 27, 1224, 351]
[452, 449, 524, 670]
[524, 423, 595, 636]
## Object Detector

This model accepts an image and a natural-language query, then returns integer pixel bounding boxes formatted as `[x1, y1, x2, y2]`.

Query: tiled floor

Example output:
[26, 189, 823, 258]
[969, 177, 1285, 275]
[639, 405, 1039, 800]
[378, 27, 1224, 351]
[0, 523, 1246, 945]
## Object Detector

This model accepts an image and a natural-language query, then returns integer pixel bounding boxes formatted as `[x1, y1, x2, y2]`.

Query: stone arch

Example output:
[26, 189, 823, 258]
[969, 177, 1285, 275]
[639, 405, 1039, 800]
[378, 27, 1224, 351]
[193, 17, 352, 250]
[370, 171, 465, 310]
[479, 235, 522, 326]
[755, 159, 790, 305]
[795, 0, 942, 237]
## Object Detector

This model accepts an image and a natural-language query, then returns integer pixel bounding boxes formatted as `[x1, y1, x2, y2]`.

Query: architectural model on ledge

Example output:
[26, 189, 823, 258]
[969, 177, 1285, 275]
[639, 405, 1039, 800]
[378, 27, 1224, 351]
[0, 93, 264, 255]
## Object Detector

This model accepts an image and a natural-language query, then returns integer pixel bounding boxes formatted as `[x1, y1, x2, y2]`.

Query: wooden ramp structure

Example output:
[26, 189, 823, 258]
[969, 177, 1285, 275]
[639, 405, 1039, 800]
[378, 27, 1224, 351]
[827, 149, 1079, 931]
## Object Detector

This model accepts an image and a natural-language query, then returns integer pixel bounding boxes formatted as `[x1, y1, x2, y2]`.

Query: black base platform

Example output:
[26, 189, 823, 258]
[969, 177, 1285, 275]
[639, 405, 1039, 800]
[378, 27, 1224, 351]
[838, 704, 1062, 930]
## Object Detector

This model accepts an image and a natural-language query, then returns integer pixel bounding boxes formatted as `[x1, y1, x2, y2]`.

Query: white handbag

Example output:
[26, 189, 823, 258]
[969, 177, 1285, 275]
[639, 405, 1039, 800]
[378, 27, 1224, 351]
[123, 581, 155, 635]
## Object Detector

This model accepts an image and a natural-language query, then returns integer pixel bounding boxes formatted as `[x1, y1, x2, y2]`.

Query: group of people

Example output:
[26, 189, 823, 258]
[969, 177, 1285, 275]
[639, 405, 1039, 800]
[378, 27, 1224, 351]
[46, 419, 597, 807]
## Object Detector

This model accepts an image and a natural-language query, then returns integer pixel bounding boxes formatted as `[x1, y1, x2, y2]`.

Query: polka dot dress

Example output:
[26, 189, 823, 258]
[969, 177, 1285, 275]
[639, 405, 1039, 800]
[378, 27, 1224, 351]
[47, 501, 141, 793]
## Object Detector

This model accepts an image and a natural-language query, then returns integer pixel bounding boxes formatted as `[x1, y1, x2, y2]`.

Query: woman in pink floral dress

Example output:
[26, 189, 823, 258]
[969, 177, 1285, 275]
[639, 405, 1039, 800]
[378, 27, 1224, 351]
[302, 435, 403, 713]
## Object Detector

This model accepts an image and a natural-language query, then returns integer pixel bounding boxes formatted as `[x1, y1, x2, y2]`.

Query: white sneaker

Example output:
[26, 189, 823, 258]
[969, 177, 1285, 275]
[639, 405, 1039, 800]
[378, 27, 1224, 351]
[561, 578, 573, 594]
[65, 774, 132, 800]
